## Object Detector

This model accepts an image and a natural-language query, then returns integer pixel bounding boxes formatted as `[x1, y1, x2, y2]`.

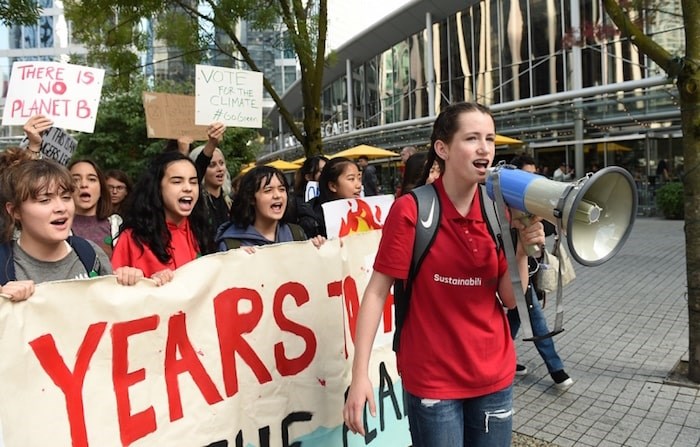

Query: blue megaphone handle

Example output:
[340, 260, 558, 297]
[485, 166, 536, 213]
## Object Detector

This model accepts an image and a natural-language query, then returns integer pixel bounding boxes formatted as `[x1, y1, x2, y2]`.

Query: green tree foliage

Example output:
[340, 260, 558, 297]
[602, 0, 700, 382]
[0, 0, 40, 26]
[656, 182, 684, 219]
[64, 0, 329, 156]
[71, 78, 260, 181]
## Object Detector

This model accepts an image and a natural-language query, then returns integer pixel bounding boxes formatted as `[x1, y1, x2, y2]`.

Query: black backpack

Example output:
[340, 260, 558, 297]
[0, 236, 100, 285]
[392, 184, 503, 352]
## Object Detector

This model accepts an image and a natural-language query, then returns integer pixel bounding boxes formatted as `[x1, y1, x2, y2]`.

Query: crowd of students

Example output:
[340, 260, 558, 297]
[0, 115, 381, 300]
[2, 104, 559, 446]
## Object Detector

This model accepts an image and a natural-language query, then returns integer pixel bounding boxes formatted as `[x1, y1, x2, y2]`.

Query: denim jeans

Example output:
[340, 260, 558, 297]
[508, 285, 565, 373]
[405, 386, 513, 447]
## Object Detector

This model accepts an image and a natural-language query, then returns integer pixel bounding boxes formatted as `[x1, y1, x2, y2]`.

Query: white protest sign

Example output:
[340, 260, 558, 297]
[322, 195, 395, 238]
[304, 181, 320, 202]
[2, 61, 104, 133]
[21, 127, 78, 165]
[0, 233, 412, 447]
[195, 65, 263, 128]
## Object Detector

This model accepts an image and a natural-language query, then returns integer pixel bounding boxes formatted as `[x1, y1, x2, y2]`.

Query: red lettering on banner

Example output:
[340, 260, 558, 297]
[327, 280, 343, 300]
[165, 312, 224, 421]
[343, 276, 361, 343]
[383, 289, 394, 333]
[29, 322, 107, 447]
[330, 276, 396, 357]
[273, 282, 317, 376]
[112, 315, 160, 446]
[214, 288, 273, 397]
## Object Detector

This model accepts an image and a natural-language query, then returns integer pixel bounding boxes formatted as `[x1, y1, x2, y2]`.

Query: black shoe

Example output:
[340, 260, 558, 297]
[515, 364, 528, 376]
[551, 370, 574, 390]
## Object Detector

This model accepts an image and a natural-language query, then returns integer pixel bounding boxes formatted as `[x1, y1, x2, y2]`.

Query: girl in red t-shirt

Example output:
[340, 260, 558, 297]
[344, 103, 545, 447]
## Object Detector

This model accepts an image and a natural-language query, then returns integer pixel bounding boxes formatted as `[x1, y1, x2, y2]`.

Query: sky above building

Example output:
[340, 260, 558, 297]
[326, 0, 411, 51]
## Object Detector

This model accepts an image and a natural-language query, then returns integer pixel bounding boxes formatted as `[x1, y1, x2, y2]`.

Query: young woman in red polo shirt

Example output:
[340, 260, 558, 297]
[343, 102, 545, 446]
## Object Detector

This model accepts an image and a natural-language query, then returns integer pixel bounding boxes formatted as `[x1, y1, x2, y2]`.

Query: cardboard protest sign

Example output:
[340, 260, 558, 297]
[195, 65, 263, 128]
[322, 195, 395, 238]
[2, 61, 104, 133]
[0, 232, 411, 447]
[20, 127, 77, 165]
[142, 92, 209, 140]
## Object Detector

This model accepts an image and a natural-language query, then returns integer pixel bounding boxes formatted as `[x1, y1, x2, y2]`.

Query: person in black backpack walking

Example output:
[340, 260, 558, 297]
[215, 166, 325, 250]
[343, 103, 545, 447]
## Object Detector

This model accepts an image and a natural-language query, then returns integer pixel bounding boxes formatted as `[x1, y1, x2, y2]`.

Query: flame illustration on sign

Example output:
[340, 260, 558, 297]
[338, 199, 384, 237]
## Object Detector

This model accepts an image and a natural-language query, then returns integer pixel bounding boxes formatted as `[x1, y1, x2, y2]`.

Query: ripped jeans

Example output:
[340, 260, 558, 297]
[404, 385, 513, 447]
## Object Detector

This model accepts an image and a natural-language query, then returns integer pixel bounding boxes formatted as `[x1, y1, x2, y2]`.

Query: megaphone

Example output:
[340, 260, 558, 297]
[486, 165, 638, 266]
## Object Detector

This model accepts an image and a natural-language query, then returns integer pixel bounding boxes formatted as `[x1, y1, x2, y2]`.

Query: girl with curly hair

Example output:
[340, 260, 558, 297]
[111, 151, 214, 284]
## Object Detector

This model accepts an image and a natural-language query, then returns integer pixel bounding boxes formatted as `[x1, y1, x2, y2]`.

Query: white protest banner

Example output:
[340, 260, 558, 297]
[322, 195, 396, 238]
[0, 232, 411, 447]
[2, 61, 104, 133]
[195, 65, 263, 128]
[142, 92, 209, 140]
[20, 127, 78, 165]
[304, 181, 320, 202]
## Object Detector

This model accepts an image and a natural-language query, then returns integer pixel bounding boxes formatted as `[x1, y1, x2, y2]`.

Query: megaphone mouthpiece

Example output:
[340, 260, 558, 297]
[574, 200, 602, 224]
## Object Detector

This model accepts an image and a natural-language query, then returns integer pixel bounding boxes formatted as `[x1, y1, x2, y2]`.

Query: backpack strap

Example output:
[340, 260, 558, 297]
[393, 184, 441, 352]
[488, 168, 533, 339]
[67, 236, 100, 278]
[288, 223, 306, 241]
[0, 241, 16, 286]
[478, 184, 502, 251]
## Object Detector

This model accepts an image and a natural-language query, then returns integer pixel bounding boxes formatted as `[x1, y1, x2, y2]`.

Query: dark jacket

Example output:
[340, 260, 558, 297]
[293, 196, 326, 238]
[215, 222, 306, 251]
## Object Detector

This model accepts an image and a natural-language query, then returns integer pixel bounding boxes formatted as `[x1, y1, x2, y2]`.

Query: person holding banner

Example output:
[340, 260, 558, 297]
[0, 158, 144, 301]
[111, 151, 214, 284]
[343, 103, 545, 446]
[215, 166, 324, 249]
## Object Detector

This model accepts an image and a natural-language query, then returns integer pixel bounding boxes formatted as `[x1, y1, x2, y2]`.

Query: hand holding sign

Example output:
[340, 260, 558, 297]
[22, 114, 53, 153]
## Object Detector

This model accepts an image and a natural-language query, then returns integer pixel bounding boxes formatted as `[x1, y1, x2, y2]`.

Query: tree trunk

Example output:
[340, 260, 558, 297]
[680, 38, 700, 386]
[603, 0, 700, 384]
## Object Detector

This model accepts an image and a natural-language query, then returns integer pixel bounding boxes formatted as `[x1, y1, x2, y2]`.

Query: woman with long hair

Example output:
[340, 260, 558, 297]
[215, 166, 323, 249]
[68, 159, 121, 257]
[111, 151, 214, 284]
[189, 142, 231, 231]
[343, 103, 544, 446]
[306, 157, 362, 238]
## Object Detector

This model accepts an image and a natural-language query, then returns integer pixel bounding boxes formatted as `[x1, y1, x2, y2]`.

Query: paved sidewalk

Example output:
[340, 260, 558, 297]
[512, 217, 700, 447]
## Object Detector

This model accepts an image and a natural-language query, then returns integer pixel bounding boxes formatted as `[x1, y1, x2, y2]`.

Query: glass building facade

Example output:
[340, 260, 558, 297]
[267, 0, 684, 203]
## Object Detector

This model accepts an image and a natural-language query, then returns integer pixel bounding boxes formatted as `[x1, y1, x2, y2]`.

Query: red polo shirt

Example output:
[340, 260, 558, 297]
[374, 178, 515, 399]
